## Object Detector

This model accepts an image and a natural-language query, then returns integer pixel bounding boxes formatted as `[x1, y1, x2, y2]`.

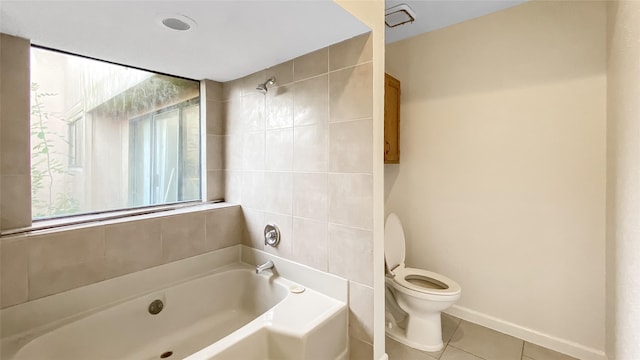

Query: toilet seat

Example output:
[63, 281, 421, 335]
[392, 266, 461, 296]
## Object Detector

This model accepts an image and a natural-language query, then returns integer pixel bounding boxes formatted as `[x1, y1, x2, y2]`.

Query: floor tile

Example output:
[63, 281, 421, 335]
[386, 337, 438, 360]
[350, 336, 373, 360]
[442, 313, 462, 343]
[523, 342, 578, 360]
[440, 346, 484, 360]
[448, 321, 523, 360]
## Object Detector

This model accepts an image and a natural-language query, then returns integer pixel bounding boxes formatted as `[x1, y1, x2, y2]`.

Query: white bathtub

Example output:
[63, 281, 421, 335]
[0, 246, 348, 360]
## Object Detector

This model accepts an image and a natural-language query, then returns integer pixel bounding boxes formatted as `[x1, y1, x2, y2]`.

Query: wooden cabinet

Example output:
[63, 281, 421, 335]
[384, 73, 400, 164]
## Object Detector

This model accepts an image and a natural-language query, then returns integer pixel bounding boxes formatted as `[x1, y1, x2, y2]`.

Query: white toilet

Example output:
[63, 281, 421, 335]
[384, 213, 461, 352]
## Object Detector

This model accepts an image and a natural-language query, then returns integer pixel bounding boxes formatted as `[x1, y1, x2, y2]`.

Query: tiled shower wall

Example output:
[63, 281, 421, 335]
[0, 32, 376, 356]
[220, 33, 375, 351]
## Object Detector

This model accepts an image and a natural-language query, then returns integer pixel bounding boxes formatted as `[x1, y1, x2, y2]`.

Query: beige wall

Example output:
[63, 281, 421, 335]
[606, 1, 640, 359]
[386, 1, 606, 357]
[221, 33, 376, 357]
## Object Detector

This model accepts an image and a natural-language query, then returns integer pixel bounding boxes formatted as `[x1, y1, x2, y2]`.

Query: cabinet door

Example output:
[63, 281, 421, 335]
[384, 73, 400, 164]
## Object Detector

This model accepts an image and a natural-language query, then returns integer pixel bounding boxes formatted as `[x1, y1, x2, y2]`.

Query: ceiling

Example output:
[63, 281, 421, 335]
[1, 1, 530, 81]
[385, 0, 528, 44]
[0, 1, 369, 82]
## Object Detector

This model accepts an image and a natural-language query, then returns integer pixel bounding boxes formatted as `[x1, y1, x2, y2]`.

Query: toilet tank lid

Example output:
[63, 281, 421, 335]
[384, 213, 406, 271]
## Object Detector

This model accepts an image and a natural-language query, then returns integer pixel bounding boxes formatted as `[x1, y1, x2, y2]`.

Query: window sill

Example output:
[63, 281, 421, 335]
[1, 201, 238, 237]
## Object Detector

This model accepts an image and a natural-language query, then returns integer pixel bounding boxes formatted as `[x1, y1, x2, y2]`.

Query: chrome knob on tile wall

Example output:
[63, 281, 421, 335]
[264, 224, 280, 247]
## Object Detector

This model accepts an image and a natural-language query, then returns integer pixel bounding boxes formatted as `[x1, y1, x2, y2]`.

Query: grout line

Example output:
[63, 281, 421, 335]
[448, 344, 490, 360]
[521, 339, 525, 360]
[438, 318, 463, 360]
[328, 116, 373, 125]
[328, 59, 374, 75]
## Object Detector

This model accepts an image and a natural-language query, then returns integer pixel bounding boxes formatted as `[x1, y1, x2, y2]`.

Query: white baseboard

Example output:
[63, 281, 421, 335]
[445, 305, 608, 360]
[378, 354, 389, 360]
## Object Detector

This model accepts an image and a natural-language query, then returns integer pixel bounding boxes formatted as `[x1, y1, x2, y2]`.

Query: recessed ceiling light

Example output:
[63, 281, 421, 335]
[159, 14, 197, 31]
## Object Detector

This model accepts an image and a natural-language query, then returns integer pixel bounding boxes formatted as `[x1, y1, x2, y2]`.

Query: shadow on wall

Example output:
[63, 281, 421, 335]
[384, 164, 399, 203]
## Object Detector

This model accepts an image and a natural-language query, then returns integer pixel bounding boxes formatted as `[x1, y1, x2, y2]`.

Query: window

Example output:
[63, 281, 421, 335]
[30, 47, 201, 219]
[128, 100, 200, 207]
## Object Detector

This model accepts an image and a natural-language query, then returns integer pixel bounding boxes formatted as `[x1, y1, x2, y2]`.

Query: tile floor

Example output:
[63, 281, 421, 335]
[386, 314, 579, 360]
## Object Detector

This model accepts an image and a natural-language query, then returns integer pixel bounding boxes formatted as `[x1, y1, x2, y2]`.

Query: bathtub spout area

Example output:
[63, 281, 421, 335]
[256, 260, 274, 274]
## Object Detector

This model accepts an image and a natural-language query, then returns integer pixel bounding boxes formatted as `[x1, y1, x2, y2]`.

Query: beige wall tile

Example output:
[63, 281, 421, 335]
[224, 134, 243, 171]
[242, 93, 266, 132]
[329, 118, 373, 174]
[265, 128, 293, 171]
[204, 79, 223, 101]
[328, 174, 373, 229]
[329, 33, 373, 71]
[266, 60, 294, 87]
[1, 174, 31, 230]
[348, 281, 373, 343]
[28, 228, 104, 274]
[29, 261, 107, 300]
[242, 208, 265, 249]
[292, 217, 327, 271]
[104, 219, 162, 278]
[206, 206, 243, 250]
[241, 171, 265, 210]
[329, 62, 373, 123]
[207, 135, 224, 170]
[266, 85, 293, 129]
[263, 212, 293, 258]
[293, 48, 328, 81]
[264, 172, 292, 215]
[293, 124, 328, 172]
[222, 78, 243, 102]
[293, 74, 329, 127]
[28, 227, 106, 299]
[328, 224, 373, 286]
[224, 99, 243, 134]
[0, 31, 30, 233]
[242, 131, 265, 171]
[1, 238, 28, 308]
[1, 109, 30, 176]
[1, 34, 30, 178]
[292, 172, 328, 222]
[161, 213, 207, 263]
[207, 170, 225, 201]
[225, 170, 242, 203]
[206, 99, 225, 135]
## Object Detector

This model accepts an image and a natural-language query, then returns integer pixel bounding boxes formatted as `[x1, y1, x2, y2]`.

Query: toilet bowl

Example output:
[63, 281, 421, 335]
[384, 213, 461, 352]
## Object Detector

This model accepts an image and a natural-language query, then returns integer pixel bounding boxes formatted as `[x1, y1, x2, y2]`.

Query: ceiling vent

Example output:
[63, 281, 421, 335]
[385, 4, 416, 28]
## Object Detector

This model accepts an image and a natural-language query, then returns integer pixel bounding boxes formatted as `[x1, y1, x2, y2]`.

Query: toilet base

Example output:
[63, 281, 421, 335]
[385, 317, 444, 352]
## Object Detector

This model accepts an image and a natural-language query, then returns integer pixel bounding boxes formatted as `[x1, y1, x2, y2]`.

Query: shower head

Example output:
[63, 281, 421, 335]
[257, 76, 277, 94]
